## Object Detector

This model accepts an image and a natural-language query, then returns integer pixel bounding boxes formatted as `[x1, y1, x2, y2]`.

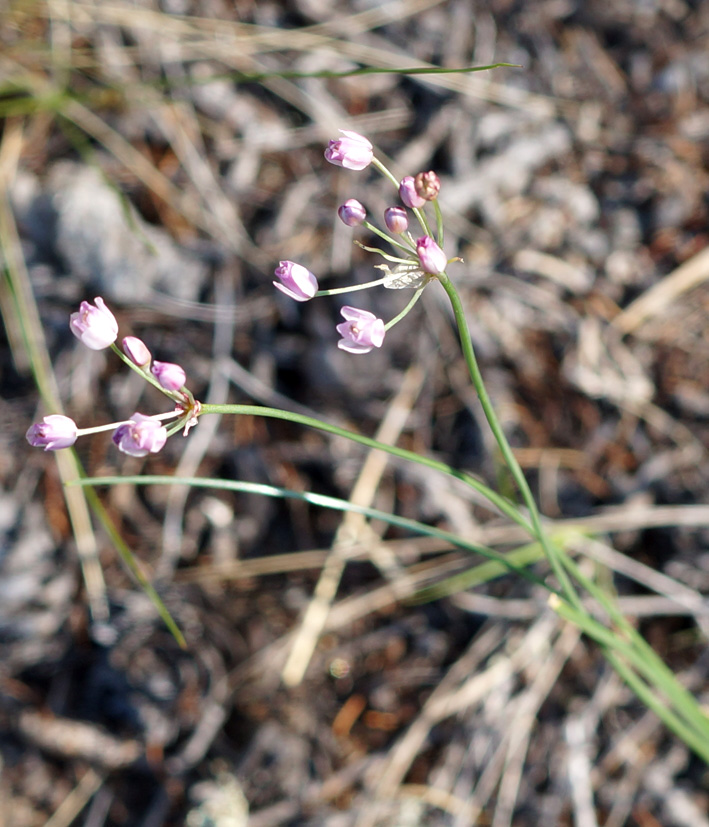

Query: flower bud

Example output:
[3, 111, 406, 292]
[112, 413, 167, 457]
[414, 171, 441, 201]
[384, 207, 408, 234]
[338, 199, 367, 227]
[122, 336, 152, 368]
[151, 360, 186, 391]
[336, 306, 385, 354]
[273, 260, 319, 302]
[26, 414, 78, 451]
[398, 176, 426, 209]
[69, 297, 118, 350]
[324, 131, 374, 171]
[416, 236, 447, 275]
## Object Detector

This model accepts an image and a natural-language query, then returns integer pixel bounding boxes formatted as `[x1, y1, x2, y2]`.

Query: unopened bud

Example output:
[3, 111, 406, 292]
[414, 171, 440, 201]
[338, 199, 366, 227]
[384, 207, 408, 234]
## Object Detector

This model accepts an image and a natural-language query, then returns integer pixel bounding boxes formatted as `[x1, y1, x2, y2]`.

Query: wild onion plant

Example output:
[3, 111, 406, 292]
[28, 131, 709, 764]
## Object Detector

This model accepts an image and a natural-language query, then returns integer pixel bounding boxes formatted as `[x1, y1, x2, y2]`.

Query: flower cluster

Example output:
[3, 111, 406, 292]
[27, 298, 200, 454]
[273, 130, 452, 355]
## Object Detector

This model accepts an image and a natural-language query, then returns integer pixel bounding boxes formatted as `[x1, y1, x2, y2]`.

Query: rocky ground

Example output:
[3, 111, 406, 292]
[2, 1, 709, 824]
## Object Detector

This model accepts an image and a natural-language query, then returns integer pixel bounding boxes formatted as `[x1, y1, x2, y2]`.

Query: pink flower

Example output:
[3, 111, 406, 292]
[324, 131, 373, 171]
[273, 261, 319, 302]
[338, 199, 367, 226]
[336, 306, 385, 354]
[151, 360, 186, 391]
[69, 297, 118, 350]
[384, 207, 408, 234]
[416, 236, 447, 275]
[123, 336, 152, 368]
[112, 413, 167, 457]
[26, 414, 78, 451]
[399, 176, 426, 209]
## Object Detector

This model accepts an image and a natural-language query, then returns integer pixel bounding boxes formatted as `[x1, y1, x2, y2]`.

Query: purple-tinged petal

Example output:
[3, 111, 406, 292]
[338, 199, 367, 226]
[26, 414, 78, 451]
[384, 207, 409, 234]
[274, 261, 319, 302]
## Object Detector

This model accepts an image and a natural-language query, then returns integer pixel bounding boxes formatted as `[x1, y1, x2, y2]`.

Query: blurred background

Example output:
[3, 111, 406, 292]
[2, 1, 709, 824]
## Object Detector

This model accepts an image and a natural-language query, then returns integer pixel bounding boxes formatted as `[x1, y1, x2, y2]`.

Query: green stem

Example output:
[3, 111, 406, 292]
[198, 403, 531, 533]
[72, 475, 555, 594]
[362, 221, 412, 255]
[437, 272, 582, 609]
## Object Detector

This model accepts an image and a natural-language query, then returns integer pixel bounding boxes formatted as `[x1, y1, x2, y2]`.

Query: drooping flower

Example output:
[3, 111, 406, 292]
[123, 336, 152, 368]
[414, 171, 441, 201]
[384, 207, 409, 234]
[338, 199, 367, 226]
[336, 306, 386, 354]
[69, 297, 118, 350]
[273, 261, 319, 302]
[151, 360, 186, 392]
[26, 414, 78, 451]
[324, 131, 374, 171]
[416, 236, 447, 275]
[399, 176, 426, 209]
[112, 413, 168, 457]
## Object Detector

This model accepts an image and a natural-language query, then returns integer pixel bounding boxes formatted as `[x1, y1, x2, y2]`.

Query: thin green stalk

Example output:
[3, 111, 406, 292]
[384, 285, 426, 331]
[362, 221, 412, 255]
[197, 403, 531, 533]
[77, 482, 186, 648]
[557, 551, 709, 738]
[316, 277, 387, 297]
[437, 272, 582, 609]
[71, 475, 556, 594]
[604, 651, 709, 764]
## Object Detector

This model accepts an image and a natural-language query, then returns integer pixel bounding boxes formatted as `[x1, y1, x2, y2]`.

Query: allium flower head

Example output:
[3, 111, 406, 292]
[399, 176, 426, 209]
[338, 199, 367, 227]
[336, 306, 385, 354]
[384, 207, 409, 234]
[26, 414, 78, 451]
[123, 336, 151, 368]
[414, 171, 441, 201]
[274, 261, 319, 302]
[151, 360, 186, 392]
[112, 413, 168, 457]
[324, 131, 373, 171]
[416, 236, 447, 275]
[69, 297, 118, 350]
